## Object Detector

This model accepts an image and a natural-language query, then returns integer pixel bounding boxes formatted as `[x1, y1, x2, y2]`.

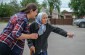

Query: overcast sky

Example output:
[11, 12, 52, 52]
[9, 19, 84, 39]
[0, 0, 72, 12]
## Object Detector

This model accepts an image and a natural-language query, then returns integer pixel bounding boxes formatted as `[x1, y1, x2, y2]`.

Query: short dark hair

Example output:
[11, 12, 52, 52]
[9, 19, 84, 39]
[20, 3, 37, 14]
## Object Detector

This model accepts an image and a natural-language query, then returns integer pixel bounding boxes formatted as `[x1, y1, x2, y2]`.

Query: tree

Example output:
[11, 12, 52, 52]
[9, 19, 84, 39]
[42, 0, 47, 8]
[48, 0, 61, 15]
[69, 0, 85, 18]
[20, 0, 37, 7]
[0, 3, 13, 17]
[40, 0, 49, 13]
[20, 0, 42, 12]
[0, 0, 21, 17]
[9, 0, 20, 14]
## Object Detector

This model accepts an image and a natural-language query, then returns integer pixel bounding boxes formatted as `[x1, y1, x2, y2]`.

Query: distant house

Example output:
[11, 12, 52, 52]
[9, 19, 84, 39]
[52, 9, 59, 19]
[50, 10, 74, 25]
[62, 11, 73, 19]
[52, 9, 73, 19]
[41, 7, 74, 25]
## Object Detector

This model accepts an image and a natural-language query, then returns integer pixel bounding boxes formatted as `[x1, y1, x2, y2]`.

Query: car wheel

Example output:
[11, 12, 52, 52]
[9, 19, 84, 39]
[79, 23, 85, 28]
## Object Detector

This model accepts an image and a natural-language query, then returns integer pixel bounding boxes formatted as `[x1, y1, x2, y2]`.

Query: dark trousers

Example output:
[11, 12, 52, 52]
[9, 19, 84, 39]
[33, 51, 48, 55]
[0, 42, 22, 55]
[0, 42, 11, 55]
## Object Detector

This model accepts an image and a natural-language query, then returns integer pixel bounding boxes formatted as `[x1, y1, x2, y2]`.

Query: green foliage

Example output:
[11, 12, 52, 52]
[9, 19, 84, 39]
[48, 0, 61, 15]
[0, 0, 20, 17]
[0, 3, 12, 17]
[20, 0, 38, 7]
[0, 0, 61, 17]
[20, 0, 41, 12]
[9, 0, 21, 13]
[42, 1, 47, 8]
[69, 0, 85, 17]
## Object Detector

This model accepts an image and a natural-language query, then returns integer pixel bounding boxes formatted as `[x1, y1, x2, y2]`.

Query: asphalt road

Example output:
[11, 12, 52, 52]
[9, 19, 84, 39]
[0, 23, 85, 55]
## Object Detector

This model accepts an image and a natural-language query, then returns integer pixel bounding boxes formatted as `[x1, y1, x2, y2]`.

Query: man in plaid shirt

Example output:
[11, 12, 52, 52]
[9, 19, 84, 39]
[0, 3, 38, 55]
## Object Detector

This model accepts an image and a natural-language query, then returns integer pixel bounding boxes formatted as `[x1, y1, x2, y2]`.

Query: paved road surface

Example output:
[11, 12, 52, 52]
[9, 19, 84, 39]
[0, 23, 85, 55]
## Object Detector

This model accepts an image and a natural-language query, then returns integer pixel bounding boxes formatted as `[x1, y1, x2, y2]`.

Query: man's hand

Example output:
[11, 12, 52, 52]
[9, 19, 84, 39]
[67, 32, 74, 38]
[30, 46, 35, 55]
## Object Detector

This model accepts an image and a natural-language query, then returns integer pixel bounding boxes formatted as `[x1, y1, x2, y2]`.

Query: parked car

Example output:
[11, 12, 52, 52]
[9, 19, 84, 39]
[73, 18, 85, 28]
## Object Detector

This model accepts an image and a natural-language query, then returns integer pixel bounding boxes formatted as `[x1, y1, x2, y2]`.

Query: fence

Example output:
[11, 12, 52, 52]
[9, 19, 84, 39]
[50, 18, 73, 25]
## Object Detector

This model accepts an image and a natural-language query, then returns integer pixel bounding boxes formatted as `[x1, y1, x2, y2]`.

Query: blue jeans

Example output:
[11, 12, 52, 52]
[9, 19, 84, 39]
[33, 51, 48, 55]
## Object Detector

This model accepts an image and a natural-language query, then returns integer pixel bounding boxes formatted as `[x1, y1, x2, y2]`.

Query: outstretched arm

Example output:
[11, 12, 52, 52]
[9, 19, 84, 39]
[49, 24, 73, 38]
[52, 26, 67, 37]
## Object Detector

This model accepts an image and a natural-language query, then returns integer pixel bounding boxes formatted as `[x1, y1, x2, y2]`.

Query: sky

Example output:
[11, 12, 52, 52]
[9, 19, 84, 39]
[60, 0, 72, 12]
[0, 0, 72, 12]
[37, 0, 72, 12]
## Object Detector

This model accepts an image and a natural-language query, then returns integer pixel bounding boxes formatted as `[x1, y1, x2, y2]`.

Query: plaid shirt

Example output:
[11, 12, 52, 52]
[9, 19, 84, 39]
[0, 12, 30, 55]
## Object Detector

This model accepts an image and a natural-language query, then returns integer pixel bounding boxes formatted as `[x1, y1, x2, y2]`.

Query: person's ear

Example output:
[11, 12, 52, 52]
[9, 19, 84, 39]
[30, 9, 33, 13]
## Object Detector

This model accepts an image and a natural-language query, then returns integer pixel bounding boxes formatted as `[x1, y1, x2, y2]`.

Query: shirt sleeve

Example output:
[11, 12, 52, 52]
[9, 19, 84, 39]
[48, 23, 67, 37]
[11, 18, 25, 38]
[27, 39, 34, 48]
